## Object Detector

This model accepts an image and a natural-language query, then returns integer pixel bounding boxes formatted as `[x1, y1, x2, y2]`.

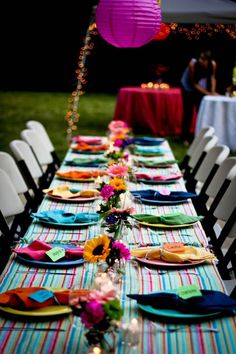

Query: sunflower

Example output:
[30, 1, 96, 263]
[83, 235, 111, 263]
[109, 178, 126, 192]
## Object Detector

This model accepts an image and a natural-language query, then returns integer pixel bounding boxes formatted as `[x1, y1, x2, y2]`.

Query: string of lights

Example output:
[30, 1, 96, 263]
[65, 7, 97, 142]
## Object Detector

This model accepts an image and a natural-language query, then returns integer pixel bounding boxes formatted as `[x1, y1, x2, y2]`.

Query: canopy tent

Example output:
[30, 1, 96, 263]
[161, 0, 236, 24]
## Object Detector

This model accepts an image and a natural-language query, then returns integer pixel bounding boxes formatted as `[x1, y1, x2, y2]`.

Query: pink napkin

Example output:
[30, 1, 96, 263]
[14, 240, 84, 261]
[71, 136, 102, 145]
[135, 173, 182, 181]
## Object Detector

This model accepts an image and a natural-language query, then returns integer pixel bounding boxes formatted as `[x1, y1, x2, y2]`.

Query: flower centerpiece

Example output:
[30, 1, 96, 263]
[70, 280, 123, 351]
[97, 176, 127, 213]
[83, 235, 131, 280]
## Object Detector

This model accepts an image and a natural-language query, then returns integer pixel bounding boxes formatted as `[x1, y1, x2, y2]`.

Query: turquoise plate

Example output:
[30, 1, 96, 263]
[137, 178, 178, 185]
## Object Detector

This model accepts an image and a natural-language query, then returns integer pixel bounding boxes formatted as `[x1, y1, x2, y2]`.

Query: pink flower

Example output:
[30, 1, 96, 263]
[113, 139, 124, 147]
[80, 300, 105, 328]
[100, 185, 114, 200]
[108, 120, 128, 132]
[88, 289, 117, 304]
[112, 241, 131, 260]
[107, 164, 128, 178]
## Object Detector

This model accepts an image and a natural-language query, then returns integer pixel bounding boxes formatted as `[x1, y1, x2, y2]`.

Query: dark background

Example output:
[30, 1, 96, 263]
[1, 2, 235, 94]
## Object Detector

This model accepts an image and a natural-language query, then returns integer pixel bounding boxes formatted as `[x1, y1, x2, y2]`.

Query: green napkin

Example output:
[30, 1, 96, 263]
[136, 157, 178, 165]
[132, 213, 203, 225]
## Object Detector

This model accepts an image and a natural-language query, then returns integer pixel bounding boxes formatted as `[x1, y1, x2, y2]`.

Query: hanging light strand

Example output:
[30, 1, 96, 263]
[65, 7, 97, 142]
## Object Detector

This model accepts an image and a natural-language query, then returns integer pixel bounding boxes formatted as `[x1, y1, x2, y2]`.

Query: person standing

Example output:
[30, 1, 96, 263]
[180, 50, 217, 145]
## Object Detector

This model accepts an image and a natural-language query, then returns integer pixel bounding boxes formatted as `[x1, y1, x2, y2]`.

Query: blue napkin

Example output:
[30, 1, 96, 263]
[131, 189, 197, 201]
[133, 137, 165, 146]
[127, 290, 236, 313]
[32, 210, 100, 224]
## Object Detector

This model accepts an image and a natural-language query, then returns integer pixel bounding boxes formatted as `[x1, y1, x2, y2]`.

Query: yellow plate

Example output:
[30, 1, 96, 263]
[137, 221, 198, 229]
[0, 288, 72, 317]
[0, 305, 72, 317]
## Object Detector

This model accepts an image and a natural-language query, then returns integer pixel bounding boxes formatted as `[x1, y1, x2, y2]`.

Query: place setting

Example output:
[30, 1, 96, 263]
[134, 172, 182, 185]
[130, 189, 197, 205]
[43, 185, 100, 202]
[55, 170, 107, 182]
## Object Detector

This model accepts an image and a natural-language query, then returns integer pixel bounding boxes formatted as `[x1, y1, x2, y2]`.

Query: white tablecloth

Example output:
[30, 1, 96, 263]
[196, 96, 236, 151]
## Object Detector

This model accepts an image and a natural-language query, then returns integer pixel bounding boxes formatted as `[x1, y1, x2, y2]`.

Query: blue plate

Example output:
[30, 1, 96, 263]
[140, 197, 189, 205]
[137, 178, 177, 185]
[70, 150, 104, 155]
[15, 244, 85, 268]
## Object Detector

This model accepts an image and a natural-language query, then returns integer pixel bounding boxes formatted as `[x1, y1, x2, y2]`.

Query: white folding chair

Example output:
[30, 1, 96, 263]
[26, 120, 60, 167]
[0, 151, 38, 211]
[179, 126, 215, 170]
[0, 168, 29, 244]
[9, 140, 44, 200]
[184, 135, 218, 191]
[20, 129, 55, 186]
[191, 145, 230, 214]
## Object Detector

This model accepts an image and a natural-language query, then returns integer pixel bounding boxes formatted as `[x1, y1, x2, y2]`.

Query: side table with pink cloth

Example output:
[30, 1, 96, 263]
[113, 87, 196, 136]
[196, 96, 236, 151]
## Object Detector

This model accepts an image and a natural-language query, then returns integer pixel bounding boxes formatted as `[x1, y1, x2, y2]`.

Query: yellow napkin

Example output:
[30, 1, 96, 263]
[131, 246, 216, 263]
[44, 185, 100, 199]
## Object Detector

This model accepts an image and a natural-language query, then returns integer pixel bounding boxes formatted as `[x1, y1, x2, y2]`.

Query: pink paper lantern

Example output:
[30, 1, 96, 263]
[96, 0, 162, 48]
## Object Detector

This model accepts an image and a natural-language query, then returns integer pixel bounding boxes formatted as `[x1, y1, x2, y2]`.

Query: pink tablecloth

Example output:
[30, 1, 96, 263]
[113, 87, 196, 136]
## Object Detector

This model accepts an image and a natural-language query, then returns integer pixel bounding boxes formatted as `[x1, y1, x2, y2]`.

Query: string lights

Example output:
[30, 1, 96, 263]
[170, 23, 236, 40]
[65, 8, 97, 142]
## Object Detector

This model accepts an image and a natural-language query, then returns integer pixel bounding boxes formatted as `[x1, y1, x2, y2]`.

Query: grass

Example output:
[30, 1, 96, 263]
[0, 91, 188, 162]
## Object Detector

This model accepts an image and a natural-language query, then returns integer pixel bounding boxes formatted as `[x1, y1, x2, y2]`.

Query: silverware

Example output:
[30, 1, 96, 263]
[0, 327, 65, 332]
[16, 271, 76, 275]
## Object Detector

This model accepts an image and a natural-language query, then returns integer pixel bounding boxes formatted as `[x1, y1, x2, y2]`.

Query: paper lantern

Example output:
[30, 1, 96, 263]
[153, 23, 170, 41]
[96, 0, 162, 48]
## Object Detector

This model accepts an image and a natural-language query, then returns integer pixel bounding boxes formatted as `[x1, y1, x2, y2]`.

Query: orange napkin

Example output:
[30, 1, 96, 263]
[0, 287, 90, 310]
[56, 170, 107, 180]
[72, 142, 108, 152]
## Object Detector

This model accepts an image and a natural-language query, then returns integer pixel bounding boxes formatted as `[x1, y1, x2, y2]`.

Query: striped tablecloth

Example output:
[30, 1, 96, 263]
[0, 138, 235, 354]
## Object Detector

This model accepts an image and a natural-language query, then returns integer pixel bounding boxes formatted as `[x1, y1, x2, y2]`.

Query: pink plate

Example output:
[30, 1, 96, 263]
[136, 257, 205, 268]
[47, 194, 99, 203]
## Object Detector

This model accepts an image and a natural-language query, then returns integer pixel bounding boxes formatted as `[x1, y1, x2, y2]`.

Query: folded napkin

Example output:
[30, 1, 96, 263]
[71, 142, 108, 152]
[131, 190, 196, 201]
[131, 213, 204, 225]
[135, 173, 182, 181]
[136, 158, 178, 166]
[65, 157, 107, 167]
[133, 137, 164, 146]
[0, 287, 90, 310]
[43, 185, 100, 199]
[31, 210, 100, 224]
[133, 147, 164, 156]
[127, 289, 236, 313]
[71, 136, 102, 145]
[131, 245, 215, 263]
[56, 170, 107, 180]
[14, 240, 84, 261]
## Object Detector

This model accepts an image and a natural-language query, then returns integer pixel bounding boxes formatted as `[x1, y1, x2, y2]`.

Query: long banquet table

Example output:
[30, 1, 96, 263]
[0, 137, 235, 354]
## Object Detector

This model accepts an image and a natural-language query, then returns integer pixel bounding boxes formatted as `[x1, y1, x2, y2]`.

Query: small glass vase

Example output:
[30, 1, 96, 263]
[85, 325, 117, 354]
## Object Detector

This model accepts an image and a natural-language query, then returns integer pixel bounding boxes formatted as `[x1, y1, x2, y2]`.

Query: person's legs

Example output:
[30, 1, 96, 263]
[181, 87, 195, 144]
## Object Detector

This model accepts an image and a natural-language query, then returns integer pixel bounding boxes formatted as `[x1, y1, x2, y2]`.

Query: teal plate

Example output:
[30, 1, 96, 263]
[138, 303, 221, 319]
[33, 220, 98, 227]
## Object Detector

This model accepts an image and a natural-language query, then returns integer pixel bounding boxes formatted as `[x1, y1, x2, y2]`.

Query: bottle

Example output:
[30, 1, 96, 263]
[232, 61, 236, 86]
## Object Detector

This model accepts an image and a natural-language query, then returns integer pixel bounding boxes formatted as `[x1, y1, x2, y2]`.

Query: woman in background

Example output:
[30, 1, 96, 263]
[180, 50, 217, 145]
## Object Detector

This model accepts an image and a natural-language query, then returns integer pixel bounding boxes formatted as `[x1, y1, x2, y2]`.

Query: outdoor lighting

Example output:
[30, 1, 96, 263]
[96, 0, 162, 48]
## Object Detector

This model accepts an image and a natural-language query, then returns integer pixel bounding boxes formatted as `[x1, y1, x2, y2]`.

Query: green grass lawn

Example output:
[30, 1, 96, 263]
[0, 91, 188, 162]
